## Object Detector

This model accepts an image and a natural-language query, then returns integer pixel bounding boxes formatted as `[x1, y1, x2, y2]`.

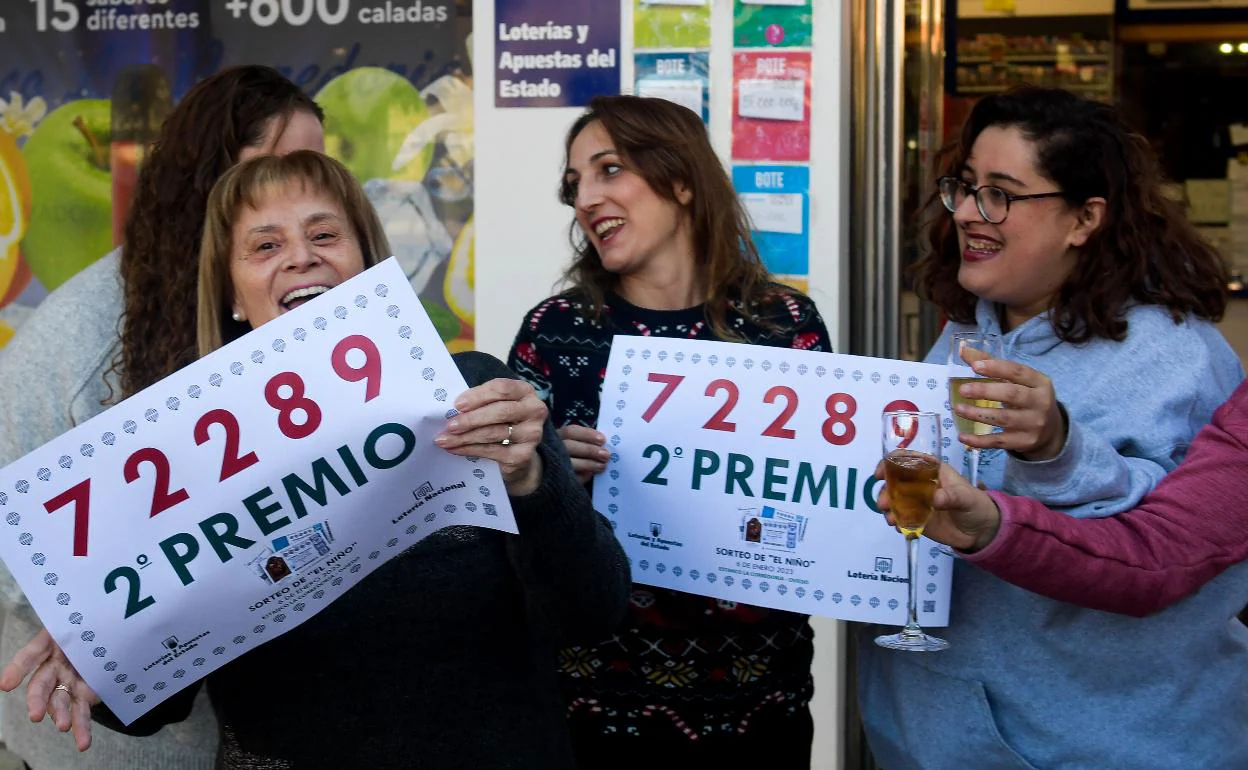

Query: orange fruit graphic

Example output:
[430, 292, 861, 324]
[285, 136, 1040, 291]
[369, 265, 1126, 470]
[0, 129, 33, 305]
[443, 215, 475, 351]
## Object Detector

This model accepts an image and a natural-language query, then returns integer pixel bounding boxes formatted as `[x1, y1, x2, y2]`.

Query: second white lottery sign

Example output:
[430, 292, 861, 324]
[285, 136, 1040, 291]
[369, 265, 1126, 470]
[593, 337, 956, 626]
[0, 258, 515, 724]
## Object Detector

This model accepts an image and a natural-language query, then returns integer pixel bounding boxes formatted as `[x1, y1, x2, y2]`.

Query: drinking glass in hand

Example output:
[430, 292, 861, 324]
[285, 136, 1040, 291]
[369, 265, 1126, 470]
[948, 332, 1003, 488]
[876, 410, 947, 652]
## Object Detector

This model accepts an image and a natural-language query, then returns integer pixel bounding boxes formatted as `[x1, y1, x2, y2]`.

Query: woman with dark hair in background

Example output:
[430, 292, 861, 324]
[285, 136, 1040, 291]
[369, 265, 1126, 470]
[508, 95, 831, 768]
[859, 85, 1244, 769]
[0, 64, 326, 770]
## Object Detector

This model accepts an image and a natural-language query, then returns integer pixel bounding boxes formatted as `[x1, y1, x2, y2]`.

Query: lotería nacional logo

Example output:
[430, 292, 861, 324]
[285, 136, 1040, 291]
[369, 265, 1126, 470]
[847, 555, 907, 584]
[395, 480, 468, 523]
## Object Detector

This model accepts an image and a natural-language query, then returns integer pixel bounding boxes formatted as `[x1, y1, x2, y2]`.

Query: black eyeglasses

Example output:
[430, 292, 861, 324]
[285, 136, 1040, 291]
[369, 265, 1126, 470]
[937, 176, 1066, 224]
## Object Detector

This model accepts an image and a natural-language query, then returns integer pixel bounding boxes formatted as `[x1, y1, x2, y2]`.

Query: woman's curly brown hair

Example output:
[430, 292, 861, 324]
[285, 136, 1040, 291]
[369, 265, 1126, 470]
[110, 65, 323, 398]
[914, 85, 1227, 342]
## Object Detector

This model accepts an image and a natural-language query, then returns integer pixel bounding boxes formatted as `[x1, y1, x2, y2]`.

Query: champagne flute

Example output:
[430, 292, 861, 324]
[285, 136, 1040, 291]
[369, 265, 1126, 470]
[876, 410, 947, 652]
[947, 332, 1003, 488]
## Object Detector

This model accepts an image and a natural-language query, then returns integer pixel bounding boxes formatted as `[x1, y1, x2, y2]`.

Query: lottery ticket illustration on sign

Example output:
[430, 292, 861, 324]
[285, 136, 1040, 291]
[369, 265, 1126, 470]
[0, 259, 515, 724]
[592, 337, 956, 625]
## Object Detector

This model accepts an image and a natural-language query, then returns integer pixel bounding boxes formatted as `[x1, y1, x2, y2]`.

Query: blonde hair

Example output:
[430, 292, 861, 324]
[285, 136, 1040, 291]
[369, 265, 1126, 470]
[196, 150, 389, 355]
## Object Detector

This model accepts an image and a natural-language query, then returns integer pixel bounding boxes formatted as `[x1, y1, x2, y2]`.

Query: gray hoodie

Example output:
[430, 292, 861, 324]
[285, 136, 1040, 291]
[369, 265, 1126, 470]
[860, 300, 1247, 769]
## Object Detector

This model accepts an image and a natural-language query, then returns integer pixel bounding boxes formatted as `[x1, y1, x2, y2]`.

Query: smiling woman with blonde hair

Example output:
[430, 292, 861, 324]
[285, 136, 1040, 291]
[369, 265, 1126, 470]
[2, 150, 630, 770]
[195, 149, 389, 354]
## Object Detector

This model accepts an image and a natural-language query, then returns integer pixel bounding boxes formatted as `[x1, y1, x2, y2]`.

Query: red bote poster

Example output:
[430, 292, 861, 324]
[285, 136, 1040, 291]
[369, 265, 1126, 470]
[731, 51, 811, 162]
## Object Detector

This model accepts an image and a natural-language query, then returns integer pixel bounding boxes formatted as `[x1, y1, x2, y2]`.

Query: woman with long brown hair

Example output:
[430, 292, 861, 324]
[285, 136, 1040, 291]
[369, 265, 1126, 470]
[859, 86, 1244, 769]
[0, 65, 325, 770]
[507, 95, 831, 767]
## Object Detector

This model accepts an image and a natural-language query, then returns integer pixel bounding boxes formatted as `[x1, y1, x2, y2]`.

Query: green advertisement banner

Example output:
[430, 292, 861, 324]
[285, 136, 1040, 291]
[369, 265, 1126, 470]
[0, 0, 476, 352]
[634, 0, 711, 50]
[733, 0, 811, 48]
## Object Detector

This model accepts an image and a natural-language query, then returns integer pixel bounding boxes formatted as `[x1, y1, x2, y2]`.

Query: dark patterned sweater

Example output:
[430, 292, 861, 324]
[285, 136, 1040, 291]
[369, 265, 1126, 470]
[507, 287, 832, 748]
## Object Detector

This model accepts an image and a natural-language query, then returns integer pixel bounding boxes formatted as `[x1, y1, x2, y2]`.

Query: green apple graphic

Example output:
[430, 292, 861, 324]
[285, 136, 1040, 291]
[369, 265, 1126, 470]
[421, 299, 461, 342]
[317, 68, 433, 182]
[21, 99, 113, 291]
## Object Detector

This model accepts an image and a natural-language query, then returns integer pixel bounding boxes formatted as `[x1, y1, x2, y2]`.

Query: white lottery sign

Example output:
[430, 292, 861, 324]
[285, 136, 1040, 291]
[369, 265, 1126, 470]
[635, 79, 705, 117]
[737, 78, 806, 122]
[592, 337, 956, 625]
[0, 258, 515, 725]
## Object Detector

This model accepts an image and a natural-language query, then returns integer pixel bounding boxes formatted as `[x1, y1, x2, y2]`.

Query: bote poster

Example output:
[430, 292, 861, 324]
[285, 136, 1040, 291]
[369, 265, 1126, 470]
[0, 0, 476, 352]
[731, 50, 811, 162]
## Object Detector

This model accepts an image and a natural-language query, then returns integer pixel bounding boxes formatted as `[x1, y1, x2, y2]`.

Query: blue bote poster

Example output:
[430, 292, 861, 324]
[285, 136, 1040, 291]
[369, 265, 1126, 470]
[634, 51, 709, 123]
[494, 0, 621, 108]
[0, 0, 477, 351]
[732, 164, 810, 281]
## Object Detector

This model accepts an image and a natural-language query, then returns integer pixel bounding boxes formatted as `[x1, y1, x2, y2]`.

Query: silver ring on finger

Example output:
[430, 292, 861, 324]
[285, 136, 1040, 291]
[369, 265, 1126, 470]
[500, 424, 514, 446]
[53, 683, 70, 696]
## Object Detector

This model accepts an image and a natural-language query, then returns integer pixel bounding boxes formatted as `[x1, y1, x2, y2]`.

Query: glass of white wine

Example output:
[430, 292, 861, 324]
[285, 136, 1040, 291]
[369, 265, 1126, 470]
[876, 410, 946, 652]
[947, 332, 1003, 488]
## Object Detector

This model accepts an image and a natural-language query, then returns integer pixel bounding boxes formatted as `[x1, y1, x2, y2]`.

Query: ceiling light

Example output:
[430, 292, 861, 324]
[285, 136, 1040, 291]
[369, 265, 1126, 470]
[1220, 42, 1234, 54]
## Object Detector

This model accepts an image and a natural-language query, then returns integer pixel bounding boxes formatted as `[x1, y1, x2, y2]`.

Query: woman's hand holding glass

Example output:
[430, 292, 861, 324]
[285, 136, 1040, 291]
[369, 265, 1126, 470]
[877, 461, 1002, 554]
[876, 410, 947, 652]
[435, 378, 549, 496]
[0, 627, 98, 751]
[954, 356, 1067, 462]
[948, 333, 1002, 486]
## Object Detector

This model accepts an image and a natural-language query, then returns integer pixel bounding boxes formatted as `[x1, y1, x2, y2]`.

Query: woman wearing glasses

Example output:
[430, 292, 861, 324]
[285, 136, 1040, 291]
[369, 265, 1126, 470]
[859, 86, 1245, 769]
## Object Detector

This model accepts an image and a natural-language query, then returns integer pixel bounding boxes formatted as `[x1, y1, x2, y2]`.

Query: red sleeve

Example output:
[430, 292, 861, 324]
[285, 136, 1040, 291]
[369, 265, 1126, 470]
[964, 379, 1248, 617]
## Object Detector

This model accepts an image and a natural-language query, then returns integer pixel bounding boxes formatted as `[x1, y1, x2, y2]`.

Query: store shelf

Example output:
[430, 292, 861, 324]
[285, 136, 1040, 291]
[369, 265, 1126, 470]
[949, 11, 1117, 101]
[957, 54, 1111, 64]
[956, 83, 1111, 93]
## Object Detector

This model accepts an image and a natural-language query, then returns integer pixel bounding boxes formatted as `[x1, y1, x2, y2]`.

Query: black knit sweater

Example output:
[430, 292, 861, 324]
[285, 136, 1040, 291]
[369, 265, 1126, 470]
[507, 288, 832, 751]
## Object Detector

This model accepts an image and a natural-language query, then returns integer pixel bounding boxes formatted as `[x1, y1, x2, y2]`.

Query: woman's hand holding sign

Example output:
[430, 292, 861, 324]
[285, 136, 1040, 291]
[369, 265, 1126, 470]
[0, 627, 97, 751]
[556, 425, 609, 485]
[436, 376, 549, 497]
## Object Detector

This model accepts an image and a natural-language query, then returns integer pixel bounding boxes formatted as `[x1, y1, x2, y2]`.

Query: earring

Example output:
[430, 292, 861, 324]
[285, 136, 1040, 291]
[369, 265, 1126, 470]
[232, 311, 244, 323]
